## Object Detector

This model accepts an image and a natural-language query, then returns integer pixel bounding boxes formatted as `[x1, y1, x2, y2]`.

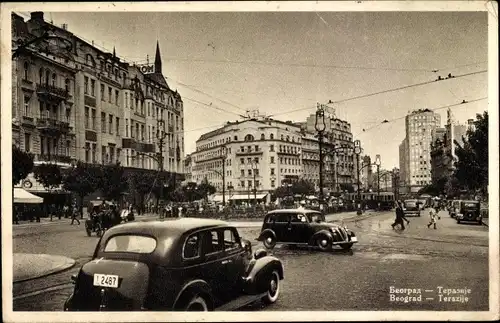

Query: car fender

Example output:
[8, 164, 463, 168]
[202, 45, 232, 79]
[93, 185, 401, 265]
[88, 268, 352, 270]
[173, 279, 214, 309]
[257, 229, 276, 241]
[308, 230, 333, 245]
[63, 292, 74, 311]
[243, 256, 283, 294]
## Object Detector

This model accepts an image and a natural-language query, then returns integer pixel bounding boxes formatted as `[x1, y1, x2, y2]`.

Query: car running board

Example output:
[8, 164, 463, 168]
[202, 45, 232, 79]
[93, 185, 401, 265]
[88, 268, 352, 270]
[215, 292, 267, 311]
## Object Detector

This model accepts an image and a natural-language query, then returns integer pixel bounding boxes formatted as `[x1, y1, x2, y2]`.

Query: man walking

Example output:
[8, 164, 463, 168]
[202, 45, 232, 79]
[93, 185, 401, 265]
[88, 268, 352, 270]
[70, 203, 80, 225]
[391, 201, 410, 230]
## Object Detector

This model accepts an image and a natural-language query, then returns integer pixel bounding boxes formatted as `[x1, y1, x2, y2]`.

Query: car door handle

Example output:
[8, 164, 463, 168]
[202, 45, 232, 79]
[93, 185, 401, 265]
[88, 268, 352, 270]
[221, 259, 232, 264]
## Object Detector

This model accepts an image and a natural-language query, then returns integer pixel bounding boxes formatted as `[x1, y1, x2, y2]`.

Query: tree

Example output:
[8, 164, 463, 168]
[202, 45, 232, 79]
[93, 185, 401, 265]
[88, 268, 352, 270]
[290, 179, 315, 196]
[12, 145, 34, 186]
[62, 162, 99, 218]
[196, 178, 216, 201]
[129, 171, 158, 212]
[33, 163, 63, 220]
[453, 111, 488, 196]
[95, 163, 128, 202]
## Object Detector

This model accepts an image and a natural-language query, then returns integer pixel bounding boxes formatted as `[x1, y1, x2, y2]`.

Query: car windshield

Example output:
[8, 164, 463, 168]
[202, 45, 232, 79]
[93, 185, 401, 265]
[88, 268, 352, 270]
[306, 212, 324, 223]
[104, 235, 157, 254]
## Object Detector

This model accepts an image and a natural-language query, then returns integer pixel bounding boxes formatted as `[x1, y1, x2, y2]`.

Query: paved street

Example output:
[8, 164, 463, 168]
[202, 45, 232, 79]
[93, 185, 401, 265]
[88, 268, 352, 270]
[12, 210, 488, 311]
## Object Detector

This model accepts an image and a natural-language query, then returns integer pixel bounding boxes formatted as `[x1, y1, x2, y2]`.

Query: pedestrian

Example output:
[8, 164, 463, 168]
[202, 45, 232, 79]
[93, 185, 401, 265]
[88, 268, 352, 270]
[427, 205, 440, 229]
[13, 206, 20, 225]
[391, 200, 410, 230]
[70, 203, 80, 225]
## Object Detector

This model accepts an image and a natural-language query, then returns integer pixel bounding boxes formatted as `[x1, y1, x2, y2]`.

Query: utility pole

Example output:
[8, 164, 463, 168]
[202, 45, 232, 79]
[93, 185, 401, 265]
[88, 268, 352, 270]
[157, 119, 167, 209]
[315, 103, 326, 207]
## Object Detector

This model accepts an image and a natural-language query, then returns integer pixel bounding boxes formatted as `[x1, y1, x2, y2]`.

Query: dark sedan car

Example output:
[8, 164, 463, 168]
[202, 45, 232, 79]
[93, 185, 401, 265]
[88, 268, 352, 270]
[64, 218, 284, 311]
[403, 199, 421, 217]
[256, 208, 358, 251]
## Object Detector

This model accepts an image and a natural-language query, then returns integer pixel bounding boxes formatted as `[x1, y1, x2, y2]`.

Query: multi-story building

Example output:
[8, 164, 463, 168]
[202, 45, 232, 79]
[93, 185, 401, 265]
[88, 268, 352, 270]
[184, 154, 193, 182]
[12, 12, 185, 193]
[191, 117, 303, 203]
[302, 112, 355, 192]
[398, 108, 441, 193]
[398, 139, 409, 191]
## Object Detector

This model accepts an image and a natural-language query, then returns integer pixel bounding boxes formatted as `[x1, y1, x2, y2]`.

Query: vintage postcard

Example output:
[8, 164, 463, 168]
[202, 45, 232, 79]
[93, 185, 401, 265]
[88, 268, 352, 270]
[1, 1, 498, 322]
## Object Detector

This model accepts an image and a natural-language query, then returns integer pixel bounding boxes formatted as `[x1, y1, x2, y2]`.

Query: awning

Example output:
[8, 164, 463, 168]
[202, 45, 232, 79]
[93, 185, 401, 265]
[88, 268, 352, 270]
[211, 195, 232, 203]
[230, 194, 268, 201]
[13, 188, 43, 204]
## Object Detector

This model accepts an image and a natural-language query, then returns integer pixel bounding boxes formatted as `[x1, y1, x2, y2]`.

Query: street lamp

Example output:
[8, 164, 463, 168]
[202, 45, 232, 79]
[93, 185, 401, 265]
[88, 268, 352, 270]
[156, 119, 168, 205]
[354, 140, 362, 213]
[315, 103, 326, 206]
[375, 154, 381, 209]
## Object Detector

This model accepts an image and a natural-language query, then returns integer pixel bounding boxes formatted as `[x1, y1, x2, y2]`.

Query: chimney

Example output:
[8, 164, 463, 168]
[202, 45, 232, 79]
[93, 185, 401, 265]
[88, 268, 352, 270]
[62, 23, 68, 30]
[30, 12, 44, 22]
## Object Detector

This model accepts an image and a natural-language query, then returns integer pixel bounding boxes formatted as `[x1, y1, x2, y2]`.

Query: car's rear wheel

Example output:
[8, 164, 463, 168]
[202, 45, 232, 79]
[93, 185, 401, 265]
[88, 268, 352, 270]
[262, 270, 280, 304]
[185, 294, 209, 311]
[262, 233, 276, 249]
[316, 236, 332, 251]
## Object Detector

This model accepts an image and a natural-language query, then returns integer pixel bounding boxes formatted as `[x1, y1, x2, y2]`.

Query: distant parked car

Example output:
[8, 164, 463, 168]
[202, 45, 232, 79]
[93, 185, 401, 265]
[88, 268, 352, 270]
[449, 200, 461, 218]
[256, 208, 358, 251]
[64, 218, 284, 311]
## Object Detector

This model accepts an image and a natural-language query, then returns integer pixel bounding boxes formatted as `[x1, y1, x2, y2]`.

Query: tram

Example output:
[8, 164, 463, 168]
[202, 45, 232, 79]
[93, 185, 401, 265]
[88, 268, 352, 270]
[346, 192, 395, 210]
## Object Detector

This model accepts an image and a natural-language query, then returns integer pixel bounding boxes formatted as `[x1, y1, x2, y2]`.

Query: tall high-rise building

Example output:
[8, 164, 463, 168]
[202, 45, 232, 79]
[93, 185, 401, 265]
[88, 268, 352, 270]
[398, 109, 441, 193]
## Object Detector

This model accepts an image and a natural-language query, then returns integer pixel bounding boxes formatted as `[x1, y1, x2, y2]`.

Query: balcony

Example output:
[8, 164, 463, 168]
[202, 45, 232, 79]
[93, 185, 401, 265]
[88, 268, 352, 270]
[277, 150, 300, 156]
[36, 118, 71, 134]
[21, 116, 35, 127]
[235, 148, 264, 156]
[36, 153, 72, 164]
[36, 83, 69, 101]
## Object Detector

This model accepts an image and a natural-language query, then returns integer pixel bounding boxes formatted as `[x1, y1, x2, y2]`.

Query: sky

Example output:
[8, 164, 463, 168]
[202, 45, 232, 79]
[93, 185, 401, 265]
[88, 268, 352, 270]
[17, 9, 488, 169]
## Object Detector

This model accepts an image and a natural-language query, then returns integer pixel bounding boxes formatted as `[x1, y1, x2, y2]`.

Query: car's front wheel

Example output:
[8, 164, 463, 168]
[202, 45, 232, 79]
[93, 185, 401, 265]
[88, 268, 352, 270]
[262, 270, 280, 304]
[316, 236, 332, 251]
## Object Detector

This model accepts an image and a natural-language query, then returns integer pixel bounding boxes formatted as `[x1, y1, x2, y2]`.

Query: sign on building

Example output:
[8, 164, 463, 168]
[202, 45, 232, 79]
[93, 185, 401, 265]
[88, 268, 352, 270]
[139, 64, 155, 74]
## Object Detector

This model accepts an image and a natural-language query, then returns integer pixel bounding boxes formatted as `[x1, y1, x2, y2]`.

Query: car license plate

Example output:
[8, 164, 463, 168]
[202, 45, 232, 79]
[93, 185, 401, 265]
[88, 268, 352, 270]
[350, 236, 358, 242]
[93, 274, 119, 288]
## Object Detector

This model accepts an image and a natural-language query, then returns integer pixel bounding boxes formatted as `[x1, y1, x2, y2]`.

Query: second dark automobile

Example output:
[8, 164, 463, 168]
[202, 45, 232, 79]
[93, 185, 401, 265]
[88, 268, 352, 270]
[256, 208, 358, 251]
[64, 218, 284, 311]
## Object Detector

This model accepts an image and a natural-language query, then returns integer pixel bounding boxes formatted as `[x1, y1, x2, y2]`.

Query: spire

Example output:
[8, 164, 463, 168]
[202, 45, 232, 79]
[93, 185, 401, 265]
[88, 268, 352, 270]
[154, 41, 162, 74]
[113, 46, 116, 58]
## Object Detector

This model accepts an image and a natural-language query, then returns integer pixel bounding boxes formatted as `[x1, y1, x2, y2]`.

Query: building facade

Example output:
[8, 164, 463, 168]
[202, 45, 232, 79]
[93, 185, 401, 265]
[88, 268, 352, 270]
[398, 109, 441, 193]
[191, 118, 303, 200]
[360, 155, 373, 191]
[12, 12, 185, 192]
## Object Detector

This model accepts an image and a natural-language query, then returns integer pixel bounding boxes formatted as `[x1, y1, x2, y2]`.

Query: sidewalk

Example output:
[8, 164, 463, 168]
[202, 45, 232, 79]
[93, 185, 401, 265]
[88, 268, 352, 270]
[13, 253, 75, 283]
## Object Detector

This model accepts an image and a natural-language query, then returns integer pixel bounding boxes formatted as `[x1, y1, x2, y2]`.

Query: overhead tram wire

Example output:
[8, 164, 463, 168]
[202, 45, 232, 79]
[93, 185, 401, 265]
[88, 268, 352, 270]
[358, 97, 488, 134]
[182, 96, 247, 119]
[269, 69, 488, 118]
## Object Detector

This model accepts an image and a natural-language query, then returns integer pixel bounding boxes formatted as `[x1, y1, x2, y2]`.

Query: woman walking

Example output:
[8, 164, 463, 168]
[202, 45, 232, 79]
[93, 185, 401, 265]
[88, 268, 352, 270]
[427, 205, 440, 229]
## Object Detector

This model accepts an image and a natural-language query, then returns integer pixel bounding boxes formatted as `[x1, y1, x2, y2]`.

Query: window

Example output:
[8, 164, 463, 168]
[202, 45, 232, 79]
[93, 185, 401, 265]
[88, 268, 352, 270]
[261, 134, 265, 140]
[24, 133, 31, 152]
[248, 180, 252, 188]
[125, 93, 128, 107]
[205, 230, 223, 254]
[85, 142, 90, 162]
[116, 117, 120, 136]
[241, 170, 245, 176]
[109, 114, 113, 134]
[270, 144, 274, 152]
[255, 145, 259, 151]
[240, 146, 245, 152]
[84, 107, 90, 129]
[234, 136, 238, 141]
[223, 229, 239, 250]
[270, 168, 275, 175]
[240, 158, 244, 164]
[115, 90, 119, 105]
[65, 79, 70, 93]
[91, 109, 96, 130]
[270, 156, 275, 164]
[248, 169, 252, 176]
[255, 180, 260, 187]
[141, 125, 145, 141]
[100, 84, 105, 101]
[39, 68, 43, 83]
[101, 112, 106, 133]
[91, 79, 95, 96]
[125, 119, 129, 137]
[52, 73, 56, 86]
[23, 95, 30, 116]
[269, 213, 289, 223]
[104, 235, 157, 254]
[108, 87, 112, 103]
[240, 181, 245, 187]
[23, 62, 29, 80]
[84, 76, 89, 94]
